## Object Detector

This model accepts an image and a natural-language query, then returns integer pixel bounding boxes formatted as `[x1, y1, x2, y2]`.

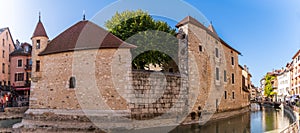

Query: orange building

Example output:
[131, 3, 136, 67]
[0, 27, 15, 88]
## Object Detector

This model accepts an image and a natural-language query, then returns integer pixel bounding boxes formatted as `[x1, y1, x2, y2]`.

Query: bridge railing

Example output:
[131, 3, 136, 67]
[280, 105, 299, 133]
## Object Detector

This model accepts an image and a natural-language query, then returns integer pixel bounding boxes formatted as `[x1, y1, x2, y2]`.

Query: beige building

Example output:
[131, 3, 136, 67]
[0, 27, 15, 87]
[291, 50, 300, 95]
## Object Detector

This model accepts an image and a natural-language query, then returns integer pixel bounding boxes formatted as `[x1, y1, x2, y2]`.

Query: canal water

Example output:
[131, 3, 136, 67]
[0, 118, 21, 128]
[0, 107, 294, 133]
[170, 107, 294, 133]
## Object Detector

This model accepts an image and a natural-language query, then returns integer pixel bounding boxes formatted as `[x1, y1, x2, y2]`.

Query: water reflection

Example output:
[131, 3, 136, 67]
[261, 107, 293, 132]
[0, 107, 294, 132]
[170, 112, 250, 133]
[170, 107, 294, 133]
[0, 118, 21, 128]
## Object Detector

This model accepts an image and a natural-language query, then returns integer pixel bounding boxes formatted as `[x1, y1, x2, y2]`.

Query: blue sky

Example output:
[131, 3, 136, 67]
[0, 0, 300, 86]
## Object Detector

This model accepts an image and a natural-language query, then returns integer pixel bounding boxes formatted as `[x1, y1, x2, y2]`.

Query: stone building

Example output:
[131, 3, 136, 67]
[0, 27, 15, 87]
[16, 16, 251, 131]
[15, 17, 138, 131]
[9, 42, 32, 98]
[175, 16, 250, 123]
[240, 65, 251, 105]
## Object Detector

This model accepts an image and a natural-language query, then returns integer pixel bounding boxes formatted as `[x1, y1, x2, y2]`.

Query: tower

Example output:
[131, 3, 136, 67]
[31, 13, 48, 82]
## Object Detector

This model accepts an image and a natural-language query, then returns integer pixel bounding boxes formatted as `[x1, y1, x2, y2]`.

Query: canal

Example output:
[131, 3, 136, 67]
[170, 107, 295, 133]
[0, 107, 295, 133]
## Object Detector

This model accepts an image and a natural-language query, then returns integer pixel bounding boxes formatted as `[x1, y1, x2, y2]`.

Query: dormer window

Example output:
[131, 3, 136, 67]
[36, 40, 40, 49]
[25, 46, 29, 52]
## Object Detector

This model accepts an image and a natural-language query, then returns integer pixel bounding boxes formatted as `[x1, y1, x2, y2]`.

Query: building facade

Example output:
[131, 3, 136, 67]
[10, 42, 32, 98]
[277, 69, 291, 102]
[291, 50, 300, 95]
[176, 16, 250, 123]
[0, 28, 15, 88]
[18, 16, 252, 131]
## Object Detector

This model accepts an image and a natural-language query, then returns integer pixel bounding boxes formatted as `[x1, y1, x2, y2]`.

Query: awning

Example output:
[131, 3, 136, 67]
[15, 87, 30, 91]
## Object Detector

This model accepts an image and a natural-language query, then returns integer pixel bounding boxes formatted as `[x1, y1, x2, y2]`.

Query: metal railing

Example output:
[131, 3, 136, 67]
[280, 122, 298, 133]
[280, 106, 299, 133]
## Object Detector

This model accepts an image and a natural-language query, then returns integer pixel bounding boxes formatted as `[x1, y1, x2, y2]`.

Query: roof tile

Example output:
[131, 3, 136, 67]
[39, 20, 136, 56]
[32, 21, 48, 38]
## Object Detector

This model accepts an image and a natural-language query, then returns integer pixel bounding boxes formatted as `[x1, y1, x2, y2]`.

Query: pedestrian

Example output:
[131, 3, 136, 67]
[0, 96, 4, 112]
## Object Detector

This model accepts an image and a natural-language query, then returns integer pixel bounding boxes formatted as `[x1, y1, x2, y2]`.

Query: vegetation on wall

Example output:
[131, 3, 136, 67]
[264, 74, 277, 98]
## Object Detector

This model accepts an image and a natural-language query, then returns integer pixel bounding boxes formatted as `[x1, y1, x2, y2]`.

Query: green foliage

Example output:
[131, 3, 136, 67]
[105, 10, 177, 70]
[264, 74, 276, 98]
[296, 101, 300, 107]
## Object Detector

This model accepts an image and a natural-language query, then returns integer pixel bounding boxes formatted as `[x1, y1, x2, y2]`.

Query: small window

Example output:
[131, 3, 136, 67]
[29, 59, 33, 65]
[17, 59, 22, 67]
[232, 92, 235, 99]
[36, 60, 40, 72]
[2, 50, 4, 58]
[36, 40, 40, 49]
[232, 73, 235, 84]
[6, 32, 8, 40]
[215, 48, 219, 58]
[199, 45, 202, 52]
[25, 46, 29, 52]
[224, 91, 227, 99]
[15, 73, 24, 81]
[2, 63, 4, 73]
[231, 57, 234, 65]
[2, 39, 4, 46]
[224, 70, 227, 82]
[216, 67, 219, 80]
[69, 76, 76, 88]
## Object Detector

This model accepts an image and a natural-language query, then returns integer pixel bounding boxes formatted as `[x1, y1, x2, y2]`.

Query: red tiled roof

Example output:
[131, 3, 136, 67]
[32, 21, 48, 39]
[39, 20, 136, 56]
[292, 50, 300, 59]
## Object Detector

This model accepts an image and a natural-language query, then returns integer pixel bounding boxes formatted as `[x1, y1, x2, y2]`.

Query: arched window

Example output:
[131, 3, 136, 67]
[69, 76, 76, 88]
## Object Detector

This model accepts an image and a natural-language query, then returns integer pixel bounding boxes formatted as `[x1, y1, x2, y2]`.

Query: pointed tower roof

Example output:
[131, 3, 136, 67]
[32, 16, 48, 39]
[208, 24, 217, 34]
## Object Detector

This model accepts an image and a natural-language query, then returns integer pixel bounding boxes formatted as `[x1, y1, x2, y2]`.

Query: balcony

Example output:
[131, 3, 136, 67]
[24, 64, 32, 71]
[24, 80, 31, 87]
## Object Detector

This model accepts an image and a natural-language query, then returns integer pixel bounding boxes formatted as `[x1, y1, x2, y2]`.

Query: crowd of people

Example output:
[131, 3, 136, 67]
[0, 92, 28, 112]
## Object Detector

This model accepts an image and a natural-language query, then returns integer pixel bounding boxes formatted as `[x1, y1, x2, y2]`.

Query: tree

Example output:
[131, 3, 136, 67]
[105, 10, 178, 70]
[264, 74, 276, 99]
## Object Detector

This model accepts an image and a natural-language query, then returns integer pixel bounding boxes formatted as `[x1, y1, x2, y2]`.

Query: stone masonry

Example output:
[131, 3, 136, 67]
[15, 16, 251, 131]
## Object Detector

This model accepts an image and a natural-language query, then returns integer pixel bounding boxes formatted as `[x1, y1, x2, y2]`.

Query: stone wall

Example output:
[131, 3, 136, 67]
[177, 21, 249, 124]
[30, 48, 131, 110]
[128, 71, 182, 120]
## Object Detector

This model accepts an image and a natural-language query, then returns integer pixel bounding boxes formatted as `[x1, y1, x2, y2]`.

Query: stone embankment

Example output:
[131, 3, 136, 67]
[280, 105, 299, 133]
[0, 107, 28, 132]
[0, 107, 27, 120]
